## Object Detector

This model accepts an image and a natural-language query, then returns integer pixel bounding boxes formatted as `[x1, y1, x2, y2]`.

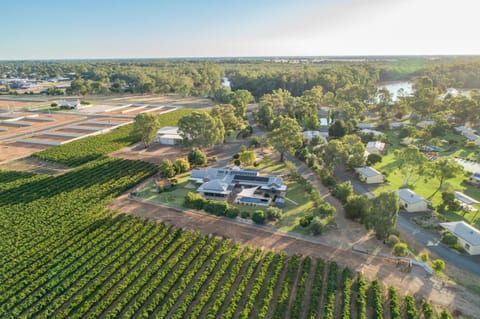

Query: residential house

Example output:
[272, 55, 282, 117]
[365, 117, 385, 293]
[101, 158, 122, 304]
[59, 99, 80, 109]
[470, 172, 480, 185]
[303, 130, 328, 143]
[398, 188, 429, 212]
[190, 167, 287, 207]
[365, 141, 385, 155]
[389, 122, 404, 129]
[359, 129, 383, 137]
[355, 167, 384, 184]
[454, 191, 479, 212]
[440, 221, 480, 255]
[156, 126, 182, 145]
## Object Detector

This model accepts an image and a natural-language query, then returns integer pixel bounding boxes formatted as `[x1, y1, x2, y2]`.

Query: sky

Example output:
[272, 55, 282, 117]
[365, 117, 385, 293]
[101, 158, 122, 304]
[1, 0, 479, 59]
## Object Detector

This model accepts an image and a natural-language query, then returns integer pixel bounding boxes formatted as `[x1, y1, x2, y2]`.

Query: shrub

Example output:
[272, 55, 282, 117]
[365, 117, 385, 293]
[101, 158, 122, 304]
[233, 153, 240, 159]
[344, 195, 370, 221]
[252, 210, 266, 224]
[184, 192, 206, 210]
[332, 181, 353, 204]
[234, 159, 241, 166]
[299, 214, 314, 227]
[367, 153, 382, 165]
[441, 231, 458, 246]
[315, 202, 336, 217]
[204, 200, 230, 216]
[169, 178, 178, 187]
[226, 206, 240, 218]
[174, 158, 190, 173]
[432, 259, 445, 272]
[310, 217, 325, 235]
[385, 234, 400, 248]
[240, 211, 250, 219]
[239, 150, 256, 166]
[393, 243, 408, 256]
[188, 148, 207, 166]
[266, 207, 282, 221]
[159, 159, 176, 178]
[418, 252, 429, 262]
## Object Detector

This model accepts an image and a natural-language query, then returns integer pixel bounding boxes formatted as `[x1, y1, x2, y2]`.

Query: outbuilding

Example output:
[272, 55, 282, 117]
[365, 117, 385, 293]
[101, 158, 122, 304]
[440, 221, 480, 255]
[365, 141, 385, 155]
[156, 126, 182, 145]
[355, 166, 384, 184]
[397, 188, 429, 212]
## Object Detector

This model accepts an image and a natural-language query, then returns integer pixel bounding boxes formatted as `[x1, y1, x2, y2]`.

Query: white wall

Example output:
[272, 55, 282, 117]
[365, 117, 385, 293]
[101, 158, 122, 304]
[400, 200, 428, 212]
[366, 175, 383, 184]
[457, 237, 480, 255]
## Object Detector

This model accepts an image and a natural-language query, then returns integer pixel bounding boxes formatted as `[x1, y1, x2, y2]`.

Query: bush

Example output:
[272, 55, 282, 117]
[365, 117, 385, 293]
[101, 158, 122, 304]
[320, 170, 337, 187]
[226, 206, 240, 218]
[299, 214, 314, 227]
[234, 159, 241, 166]
[240, 211, 250, 219]
[418, 252, 429, 262]
[169, 178, 178, 187]
[233, 153, 240, 159]
[344, 195, 370, 221]
[174, 158, 190, 173]
[184, 192, 207, 210]
[432, 259, 445, 272]
[310, 217, 325, 235]
[393, 243, 408, 256]
[367, 153, 382, 165]
[204, 200, 230, 216]
[441, 231, 458, 246]
[315, 202, 336, 217]
[385, 234, 400, 248]
[159, 159, 176, 178]
[252, 210, 266, 224]
[266, 207, 282, 221]
[332, 181, 353, 204]
[188, 148, 207, 166]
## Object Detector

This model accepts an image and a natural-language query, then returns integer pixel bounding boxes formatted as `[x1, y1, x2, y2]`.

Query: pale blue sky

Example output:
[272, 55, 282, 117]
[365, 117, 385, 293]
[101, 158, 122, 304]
[1, 0, 478, 59]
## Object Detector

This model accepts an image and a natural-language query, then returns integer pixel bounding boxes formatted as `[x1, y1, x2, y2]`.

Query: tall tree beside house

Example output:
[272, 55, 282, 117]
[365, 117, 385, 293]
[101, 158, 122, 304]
[230, 89, 254, 118]
[321, 139, 347, 172]
[428, 159, 463, 196]
[178, 111, 225, 148]
[210, 104, 245, 131]
[133, 113, 161, 148]
[394, 145, 428, 187]
[367, 191, 399, 239]
[267, 116, 303, 162]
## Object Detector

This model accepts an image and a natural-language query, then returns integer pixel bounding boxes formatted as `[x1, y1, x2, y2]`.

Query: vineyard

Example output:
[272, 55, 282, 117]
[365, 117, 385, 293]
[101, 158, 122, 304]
[31, 108, 194, 167]
[0, 108, 454, 318]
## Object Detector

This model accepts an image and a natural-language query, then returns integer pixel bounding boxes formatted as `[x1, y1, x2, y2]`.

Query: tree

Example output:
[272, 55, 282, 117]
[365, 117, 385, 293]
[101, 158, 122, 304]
[321, 139, 347, 172]
[428, 159, 463, 196]
[133, 113, 160, 148]
[393, 243, 408, 256]
[252, 210, 266, 224]
[328, 120, 348, 139]
[344, 195, 371, 222]
[432, 259, 445, 272]
[210, 104, 245, 131]
[178, 111, 224, 148]
[174, 158, 190, 173]
[368, 191, 399, 239]
[267, 116, 303, 162]
[230, 89, 254, 118]
[342, 134, 366, 168]
[367, 153, 382, 166]
[332, 181, 353, 204]
[159, 159, 176, 178]
[394, 145, 428, 186]
[188, 148, 207, 166]
[238, 150, 256, 166]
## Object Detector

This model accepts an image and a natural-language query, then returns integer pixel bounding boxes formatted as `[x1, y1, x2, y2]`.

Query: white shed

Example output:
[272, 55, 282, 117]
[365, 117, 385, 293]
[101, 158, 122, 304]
[156, 126, 182, 145]
[355, 167, 384, 184]
[440, 221, 480, 255]
[365, 141, 385, 155]
[398, 188, 429, 212]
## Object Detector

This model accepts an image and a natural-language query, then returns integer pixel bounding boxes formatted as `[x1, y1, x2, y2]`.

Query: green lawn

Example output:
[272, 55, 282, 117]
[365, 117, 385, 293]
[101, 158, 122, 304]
[373, 130, 480, 228]
[136, 159, 316, 235]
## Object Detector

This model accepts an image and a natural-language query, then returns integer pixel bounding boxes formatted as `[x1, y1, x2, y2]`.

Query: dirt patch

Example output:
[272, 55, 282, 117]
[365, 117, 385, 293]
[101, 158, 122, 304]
[0, 156, 70, 174]
[107, 195, 480, 318]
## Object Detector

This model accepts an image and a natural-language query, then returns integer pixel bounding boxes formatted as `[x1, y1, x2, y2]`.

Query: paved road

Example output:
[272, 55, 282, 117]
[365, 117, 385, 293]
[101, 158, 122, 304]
[397, 212, 480, 276]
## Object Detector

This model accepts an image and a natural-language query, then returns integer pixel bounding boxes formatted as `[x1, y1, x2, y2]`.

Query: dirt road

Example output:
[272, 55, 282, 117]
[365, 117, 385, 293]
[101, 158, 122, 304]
[108, 194, 480, 318]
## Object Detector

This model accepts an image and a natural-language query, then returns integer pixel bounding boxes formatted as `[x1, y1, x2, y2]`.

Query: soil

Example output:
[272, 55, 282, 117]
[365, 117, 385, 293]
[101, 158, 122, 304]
[107, 195, 480, 319]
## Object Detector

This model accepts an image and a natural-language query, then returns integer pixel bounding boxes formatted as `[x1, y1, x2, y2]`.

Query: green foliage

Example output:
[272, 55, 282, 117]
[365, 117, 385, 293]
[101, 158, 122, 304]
[266, 207, 282, 221]
[252, 210, 266, 224]
[344, 194, 371, 222]
[187, 147, 207, 166]
[421, 301, 435, 319]
[389, 287, 401, 319]
[323, 262, 338, 319]
[441, 231, 458, 246]
[238, 150, 256, 166]
[328, 119, 348, 138]
[438, 310, 453, 319]
[174, 158, 190, 173]
[356, 275, 367, 319]
[368, 191, 399, 239]
[371, 280, 384, 319]
[385, 234, 400, 248]
[393, 242, 408, 256]
[341, 268, 352, 319]
[204, 200, 230, 216]
[159, 159, 176, 178]
[332, 181, 353, 204]
[267, 116, 303, 161]
[184, 191, 207, 210]
[367, 153, 383, 165]
[432, 259, 446, 272]
[226, 206, 240, 218]
[299, 213, 314, 227]
[405, 295, 419, 319]
[133, 113, 163, 147]
[178, 111, 225, 148]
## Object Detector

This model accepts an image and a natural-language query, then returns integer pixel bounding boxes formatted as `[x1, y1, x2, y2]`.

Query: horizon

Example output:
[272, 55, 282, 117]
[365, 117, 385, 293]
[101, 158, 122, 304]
[1, 0, 479, 60]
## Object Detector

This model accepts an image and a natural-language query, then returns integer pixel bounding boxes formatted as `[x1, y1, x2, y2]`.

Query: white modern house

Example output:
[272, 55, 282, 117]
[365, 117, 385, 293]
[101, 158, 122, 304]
[365, 141, 385, 155]
[398, 188, 429, 212]
[470, 172, 480, 185]
[156, 126, 182, 145]
[303, 130, 328, 142]
[440, 221, 480, 255]
[454, 191, 479, 212]
[355, 167, 384, 184]
[190, 167, 287, 207]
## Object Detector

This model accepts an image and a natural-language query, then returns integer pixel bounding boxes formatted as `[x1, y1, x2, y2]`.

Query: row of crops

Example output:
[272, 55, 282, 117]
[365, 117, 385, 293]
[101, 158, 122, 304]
[0, 108, 454, 318]
[32, 108, 194, 167]
[0, 158, 452, 318]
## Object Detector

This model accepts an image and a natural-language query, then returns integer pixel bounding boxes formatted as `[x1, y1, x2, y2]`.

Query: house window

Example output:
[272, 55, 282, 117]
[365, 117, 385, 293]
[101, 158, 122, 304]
[465, 243, 470, 250]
